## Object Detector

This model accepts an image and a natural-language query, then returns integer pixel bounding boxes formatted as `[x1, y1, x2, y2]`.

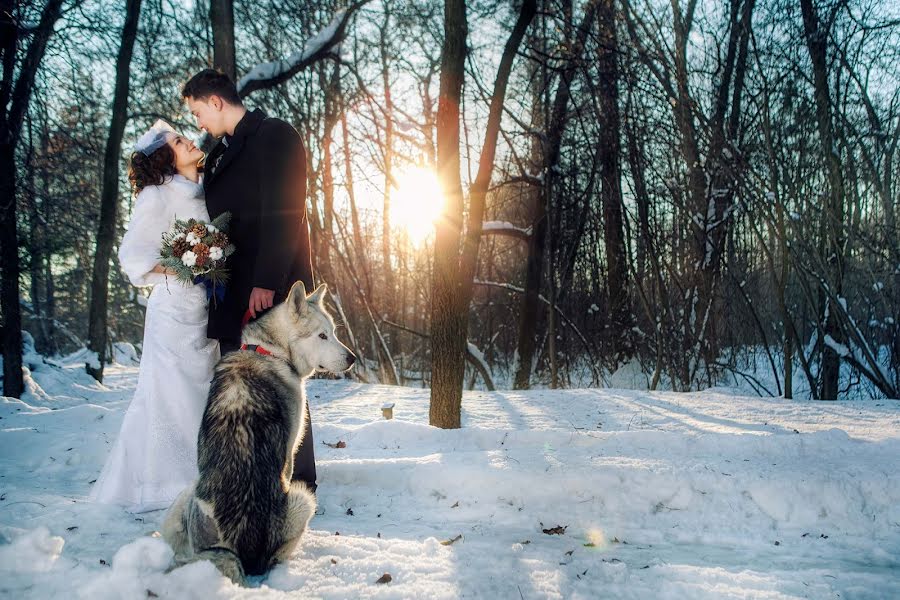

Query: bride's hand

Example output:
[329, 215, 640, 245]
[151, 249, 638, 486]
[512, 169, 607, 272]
[151, 264, 178, 276]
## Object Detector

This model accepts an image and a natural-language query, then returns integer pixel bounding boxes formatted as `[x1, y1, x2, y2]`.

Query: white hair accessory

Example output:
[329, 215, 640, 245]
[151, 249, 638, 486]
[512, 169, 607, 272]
[133, 119, 177, 156]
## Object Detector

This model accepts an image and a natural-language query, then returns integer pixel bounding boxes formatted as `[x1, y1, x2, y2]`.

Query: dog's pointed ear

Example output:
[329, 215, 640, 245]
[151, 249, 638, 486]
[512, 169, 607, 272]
[307, 283, 328, 306]
[288, 280, 308, 316]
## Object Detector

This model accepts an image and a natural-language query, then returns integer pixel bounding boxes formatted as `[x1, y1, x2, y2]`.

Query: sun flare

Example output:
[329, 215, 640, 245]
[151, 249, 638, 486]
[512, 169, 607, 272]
[390, 166, 444, 245]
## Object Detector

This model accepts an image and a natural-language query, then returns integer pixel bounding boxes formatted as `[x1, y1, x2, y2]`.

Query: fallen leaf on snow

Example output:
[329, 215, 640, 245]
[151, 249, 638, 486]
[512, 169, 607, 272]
[441, 534, 463, 546]
[375, 573, 392, 584]
[542, 525, 567, 535]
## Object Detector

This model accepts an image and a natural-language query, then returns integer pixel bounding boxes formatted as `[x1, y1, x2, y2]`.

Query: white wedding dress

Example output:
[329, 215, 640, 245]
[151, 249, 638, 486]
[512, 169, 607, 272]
[90, 174, 219, 513]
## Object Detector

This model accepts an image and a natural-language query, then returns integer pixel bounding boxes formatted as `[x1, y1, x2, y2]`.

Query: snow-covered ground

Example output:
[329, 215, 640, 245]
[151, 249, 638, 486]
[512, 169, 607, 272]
[1, 351, 899, 599]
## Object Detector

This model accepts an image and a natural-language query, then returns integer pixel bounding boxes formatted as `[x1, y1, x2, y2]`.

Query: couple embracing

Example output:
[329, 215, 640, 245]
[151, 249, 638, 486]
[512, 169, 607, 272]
[90, 69, 322, 513]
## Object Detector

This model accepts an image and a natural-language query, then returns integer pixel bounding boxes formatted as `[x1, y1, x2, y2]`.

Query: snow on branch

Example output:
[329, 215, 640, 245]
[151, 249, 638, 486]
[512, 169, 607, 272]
[237, 1, 371, 98]
[473, 279, 525, 294]
[480, 221, 532, 242]
[466, 341, 496, 391]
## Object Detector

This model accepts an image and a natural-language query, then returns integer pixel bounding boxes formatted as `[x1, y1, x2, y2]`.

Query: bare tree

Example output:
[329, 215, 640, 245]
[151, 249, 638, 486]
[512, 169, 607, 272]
[86, 0, 143, 382]
[799, 0, 845, 400]
[0, 0, 66, 398]
[513, 0, 599, 389]
[431, 0, 537, 427]
[595, 0, 631, 360]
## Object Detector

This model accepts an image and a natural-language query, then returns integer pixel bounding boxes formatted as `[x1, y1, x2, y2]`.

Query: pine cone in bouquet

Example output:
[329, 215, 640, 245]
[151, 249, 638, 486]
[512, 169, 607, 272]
[189, 223, 208, 239]
[171, 238, 191, 258]
[211, 231, 229, 248]
[193, 243, 211, 268]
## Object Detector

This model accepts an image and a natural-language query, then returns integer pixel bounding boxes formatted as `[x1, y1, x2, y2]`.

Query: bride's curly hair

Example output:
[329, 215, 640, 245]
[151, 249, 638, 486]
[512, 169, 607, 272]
[128, 144, 176, 193]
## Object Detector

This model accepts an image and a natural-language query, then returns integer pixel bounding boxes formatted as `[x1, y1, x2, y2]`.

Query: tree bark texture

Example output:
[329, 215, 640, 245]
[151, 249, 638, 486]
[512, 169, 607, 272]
[430, 0, 536, 425]
[596, 0, 631, 360]
[86, 0, 143, 382]
[800, 0, 845, 400]
[209, 0, 236, 82]
[0, 0, 65, 398]
[430, 0, 468, 429]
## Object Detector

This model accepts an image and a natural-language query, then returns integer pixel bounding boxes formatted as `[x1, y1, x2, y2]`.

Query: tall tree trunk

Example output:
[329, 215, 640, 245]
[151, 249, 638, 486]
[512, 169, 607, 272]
[0, 137, 22, 396]
[512, 24, 547, 391]
[547, 183, 559, 388]
[430, 0, 468, 429]
[800, 0, 844, 400]
[625, 106, 652, 292]
[596, 0, 631, 361]
[340, 82, 371, 295]
[0, 0, 65, 398]
[318, 62, 340, 283]
[762, 87, 795, 399]
[513, 0, 595, 389]
[431, 0, 536, 426]
[380, 9, 395, 318]
[670, 0, 713, 369]
[512, 178, 548, 390]
[86, 0, 143, 382]
[25, 117, 50, 353]
[209, 0, 236, 82]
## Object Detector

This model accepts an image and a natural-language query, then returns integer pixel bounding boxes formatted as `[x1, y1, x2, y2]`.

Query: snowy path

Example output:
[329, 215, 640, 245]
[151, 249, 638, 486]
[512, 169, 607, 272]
[1, 359, 899, 599]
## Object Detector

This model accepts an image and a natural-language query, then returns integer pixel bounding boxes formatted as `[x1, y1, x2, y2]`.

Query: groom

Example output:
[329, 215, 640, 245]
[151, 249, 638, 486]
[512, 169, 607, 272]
[182, 68, 318, 491]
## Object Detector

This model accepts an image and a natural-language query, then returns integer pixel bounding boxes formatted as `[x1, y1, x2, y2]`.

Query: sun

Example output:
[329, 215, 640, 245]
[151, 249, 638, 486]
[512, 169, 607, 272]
[390, 166, 444, 245]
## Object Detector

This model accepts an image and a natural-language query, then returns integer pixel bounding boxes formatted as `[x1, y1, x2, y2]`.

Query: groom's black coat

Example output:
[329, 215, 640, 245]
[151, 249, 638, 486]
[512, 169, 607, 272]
[203, 108, 314, 342]
[203, 108, 317, 489]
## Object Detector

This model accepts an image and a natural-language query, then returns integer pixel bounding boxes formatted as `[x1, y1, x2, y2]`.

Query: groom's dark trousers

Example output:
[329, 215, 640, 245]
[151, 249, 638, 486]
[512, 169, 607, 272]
[204, 108, 317, 492]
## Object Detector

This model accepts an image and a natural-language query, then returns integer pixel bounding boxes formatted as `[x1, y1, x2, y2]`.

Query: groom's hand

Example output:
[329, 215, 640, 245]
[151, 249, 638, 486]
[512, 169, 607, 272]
[248, 287, 275, 318]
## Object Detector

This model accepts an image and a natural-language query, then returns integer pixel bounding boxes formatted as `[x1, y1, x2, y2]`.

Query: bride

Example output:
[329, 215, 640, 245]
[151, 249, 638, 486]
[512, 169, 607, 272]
[90, 120, 219, 513]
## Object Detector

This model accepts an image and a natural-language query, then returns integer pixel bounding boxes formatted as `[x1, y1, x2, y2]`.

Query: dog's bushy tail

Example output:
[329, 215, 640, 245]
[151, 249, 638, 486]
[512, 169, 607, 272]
[196, 547, 245, 585]
[266, 481, 317, 570]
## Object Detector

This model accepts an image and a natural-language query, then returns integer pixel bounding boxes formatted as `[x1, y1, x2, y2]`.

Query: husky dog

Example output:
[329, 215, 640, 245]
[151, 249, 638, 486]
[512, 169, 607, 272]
[162, 281, 355, 584]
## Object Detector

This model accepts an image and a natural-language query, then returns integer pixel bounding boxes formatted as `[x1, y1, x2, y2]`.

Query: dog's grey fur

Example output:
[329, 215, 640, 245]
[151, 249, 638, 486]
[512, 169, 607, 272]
[162, 281, 355, 584]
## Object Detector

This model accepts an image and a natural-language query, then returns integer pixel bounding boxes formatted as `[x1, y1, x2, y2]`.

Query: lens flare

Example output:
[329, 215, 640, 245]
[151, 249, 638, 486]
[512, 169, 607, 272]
[390, 166, 443, 245]
[584, 527, 607, 550]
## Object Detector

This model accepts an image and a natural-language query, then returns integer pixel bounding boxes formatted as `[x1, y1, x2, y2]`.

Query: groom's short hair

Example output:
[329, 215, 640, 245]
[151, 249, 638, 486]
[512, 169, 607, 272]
[182, 69, 242, 106]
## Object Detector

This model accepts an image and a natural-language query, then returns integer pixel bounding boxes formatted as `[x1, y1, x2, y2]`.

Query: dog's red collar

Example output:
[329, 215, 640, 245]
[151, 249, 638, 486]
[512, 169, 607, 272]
[240, 343, 273, 357]
[239, 343, 297, 374]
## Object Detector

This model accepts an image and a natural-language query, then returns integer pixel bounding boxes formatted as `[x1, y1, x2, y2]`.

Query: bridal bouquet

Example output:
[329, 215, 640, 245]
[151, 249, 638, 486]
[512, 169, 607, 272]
[159, 212, 235, 302]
